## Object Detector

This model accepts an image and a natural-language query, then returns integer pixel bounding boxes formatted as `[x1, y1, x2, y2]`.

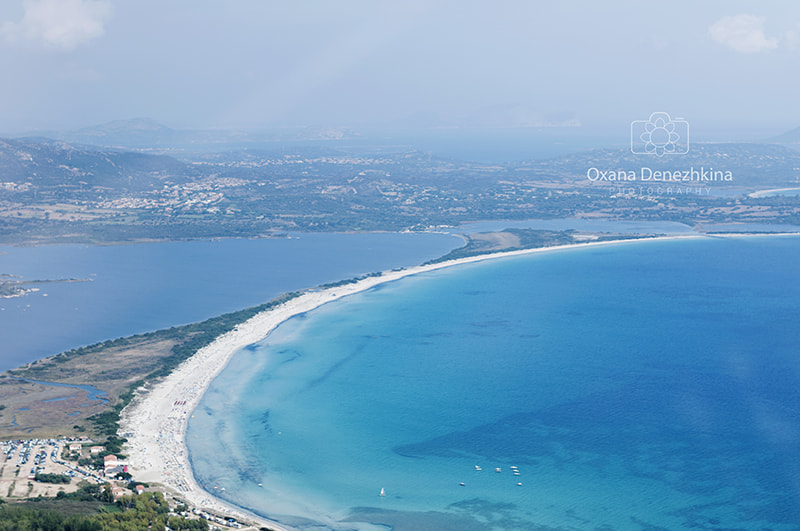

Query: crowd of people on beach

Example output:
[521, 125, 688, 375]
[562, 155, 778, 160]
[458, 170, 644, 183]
[117, 251, 571, 530]
[121, 329, 245, 513]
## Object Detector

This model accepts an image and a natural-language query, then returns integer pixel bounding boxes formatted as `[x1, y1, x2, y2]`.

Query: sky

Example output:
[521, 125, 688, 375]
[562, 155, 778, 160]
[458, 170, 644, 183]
[0, 0, 799, 136]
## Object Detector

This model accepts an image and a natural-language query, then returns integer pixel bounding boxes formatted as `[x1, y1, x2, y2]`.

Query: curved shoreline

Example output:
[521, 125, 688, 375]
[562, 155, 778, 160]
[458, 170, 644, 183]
[119, 232, 789, 529]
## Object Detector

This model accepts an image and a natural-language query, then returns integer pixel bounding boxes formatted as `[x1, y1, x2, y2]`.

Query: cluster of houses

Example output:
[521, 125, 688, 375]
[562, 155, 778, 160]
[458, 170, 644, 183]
[65, 442, 147, 500]
[67, 443, 128, 478]
[110, 483, 146, 499]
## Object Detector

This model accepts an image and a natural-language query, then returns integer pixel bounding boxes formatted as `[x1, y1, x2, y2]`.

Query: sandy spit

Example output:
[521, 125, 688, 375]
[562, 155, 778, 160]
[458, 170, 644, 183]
[119, 234, 716, 529]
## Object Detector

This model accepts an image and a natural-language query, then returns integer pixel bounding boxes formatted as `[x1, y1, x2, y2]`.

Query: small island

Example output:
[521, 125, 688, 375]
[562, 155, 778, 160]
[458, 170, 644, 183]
[0, 276, 92, 299]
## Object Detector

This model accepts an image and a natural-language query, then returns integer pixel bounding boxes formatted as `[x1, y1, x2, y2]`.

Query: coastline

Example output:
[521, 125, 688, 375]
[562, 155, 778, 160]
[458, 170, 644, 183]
[118, 231, 781, 529]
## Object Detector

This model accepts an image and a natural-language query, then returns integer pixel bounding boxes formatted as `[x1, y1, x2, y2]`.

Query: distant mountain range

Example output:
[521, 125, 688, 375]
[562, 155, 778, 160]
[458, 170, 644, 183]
[18, 118, 360, 152]
[0, 137, 193, 190]
[767, 125, 800, 144]
[2, 134, 800, 193]
[2, 132, 800, 244]
[15, 118, 800, 159]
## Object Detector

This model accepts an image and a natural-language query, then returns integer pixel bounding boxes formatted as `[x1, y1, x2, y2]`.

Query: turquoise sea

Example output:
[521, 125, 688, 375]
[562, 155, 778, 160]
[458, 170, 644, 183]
[188, 235, 800, 530]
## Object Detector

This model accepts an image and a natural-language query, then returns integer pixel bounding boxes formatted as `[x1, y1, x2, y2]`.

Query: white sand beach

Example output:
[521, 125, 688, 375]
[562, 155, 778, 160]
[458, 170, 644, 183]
[119, 235, 711, 529]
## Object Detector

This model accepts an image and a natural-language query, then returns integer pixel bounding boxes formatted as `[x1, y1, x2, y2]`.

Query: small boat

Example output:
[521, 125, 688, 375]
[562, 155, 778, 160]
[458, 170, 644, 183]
[459, 482, 465, 486]
[474, 465, 482, 471]
[495, 468, 502, 473]
[379, 488, 385, 497]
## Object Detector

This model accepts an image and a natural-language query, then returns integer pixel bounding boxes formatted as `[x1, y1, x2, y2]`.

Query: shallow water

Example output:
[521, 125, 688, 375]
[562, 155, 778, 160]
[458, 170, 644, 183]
[189, 235, 800, 529]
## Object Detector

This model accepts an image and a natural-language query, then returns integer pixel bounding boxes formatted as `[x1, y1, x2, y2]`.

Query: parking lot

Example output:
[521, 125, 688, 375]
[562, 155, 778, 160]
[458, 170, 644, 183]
[1, 439, 93, 498]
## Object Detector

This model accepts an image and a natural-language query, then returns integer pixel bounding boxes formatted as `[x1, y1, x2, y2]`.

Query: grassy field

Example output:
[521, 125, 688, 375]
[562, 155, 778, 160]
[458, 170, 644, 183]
[0, 292, 299, 441]
[0, 335, 179, 439]
[425, 229, 657, 264]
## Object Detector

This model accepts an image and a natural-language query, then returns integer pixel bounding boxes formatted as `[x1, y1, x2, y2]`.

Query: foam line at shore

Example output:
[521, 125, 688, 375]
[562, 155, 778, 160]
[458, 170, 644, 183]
[119, 232, 763, 529]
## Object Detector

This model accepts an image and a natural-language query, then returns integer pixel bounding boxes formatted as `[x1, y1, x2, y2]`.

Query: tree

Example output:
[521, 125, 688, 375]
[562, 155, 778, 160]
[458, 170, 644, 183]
[99, 483, 115, 504]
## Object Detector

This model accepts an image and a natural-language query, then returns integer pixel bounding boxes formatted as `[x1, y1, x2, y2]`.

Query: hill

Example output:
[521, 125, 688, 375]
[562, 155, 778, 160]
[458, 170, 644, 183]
[767, 125, 800, 144]
[1, 137, 800, 243]
[25, 118, 360, 151]
[0, 137, 194, 191]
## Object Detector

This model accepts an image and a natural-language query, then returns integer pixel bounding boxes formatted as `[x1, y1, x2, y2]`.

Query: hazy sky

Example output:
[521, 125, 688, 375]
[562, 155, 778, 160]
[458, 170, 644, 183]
[1, 0, 799, 134]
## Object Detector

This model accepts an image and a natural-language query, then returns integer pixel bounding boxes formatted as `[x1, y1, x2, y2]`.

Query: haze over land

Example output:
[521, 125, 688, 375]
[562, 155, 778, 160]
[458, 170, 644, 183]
[2, 3, 800, 529]
[2, 129, 800, 245]
[3, 2, 800, 304]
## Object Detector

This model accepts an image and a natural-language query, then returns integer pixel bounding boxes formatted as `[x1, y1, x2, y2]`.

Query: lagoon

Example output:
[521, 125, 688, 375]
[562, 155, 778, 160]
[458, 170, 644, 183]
[0, 232, 460, 373]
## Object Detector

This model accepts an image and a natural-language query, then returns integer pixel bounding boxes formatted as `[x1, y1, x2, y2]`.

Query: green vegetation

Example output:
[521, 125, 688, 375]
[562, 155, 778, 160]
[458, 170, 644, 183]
[155, 292, 300, 379]
[4, 291, 302, 443]
[2, 139, 800, 245]
[424, 229, 575, 264]
[0, 489, 208, 531]
[45, 291, 301, 380]
[505, 228, 577, 248]
[426, 229, 658, 264]
[34, 473, 71, 485]
[81, 292, 301, 440]
[317, 272, 382, 289]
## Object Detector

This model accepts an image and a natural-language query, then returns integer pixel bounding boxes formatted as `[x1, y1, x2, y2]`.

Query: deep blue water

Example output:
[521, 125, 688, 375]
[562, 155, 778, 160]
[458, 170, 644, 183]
[188, 235, 800, 530]
[0, 233, 460, 372]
